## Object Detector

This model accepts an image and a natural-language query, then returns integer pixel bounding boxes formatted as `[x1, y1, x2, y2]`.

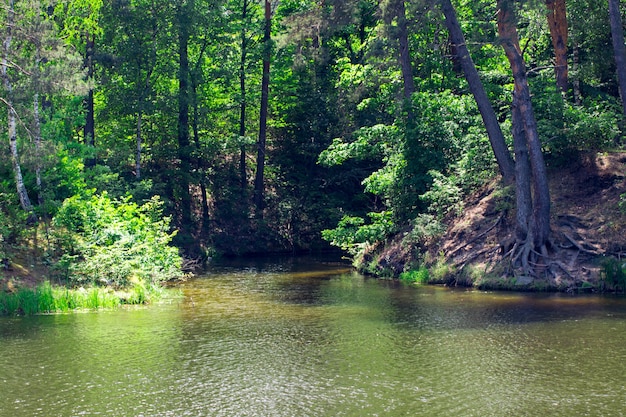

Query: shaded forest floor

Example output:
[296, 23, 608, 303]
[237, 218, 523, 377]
[373, 151, 626, 292]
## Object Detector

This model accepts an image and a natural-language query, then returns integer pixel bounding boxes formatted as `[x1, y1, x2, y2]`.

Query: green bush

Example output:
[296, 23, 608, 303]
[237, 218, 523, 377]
[400, 266, 430, 284]
[321, 211, 394, 255]
[531, 77, 621, 157]
[52, 192, 183, 288]
[600, 257, 626, 291]
[402, 214, 446, 248]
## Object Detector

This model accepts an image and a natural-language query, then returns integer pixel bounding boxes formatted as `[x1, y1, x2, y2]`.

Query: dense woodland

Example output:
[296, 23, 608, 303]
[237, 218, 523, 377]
[2, 0, 626, 300]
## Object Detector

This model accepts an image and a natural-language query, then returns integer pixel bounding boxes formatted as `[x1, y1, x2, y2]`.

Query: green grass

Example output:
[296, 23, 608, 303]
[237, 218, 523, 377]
[0, 280, 161, 316]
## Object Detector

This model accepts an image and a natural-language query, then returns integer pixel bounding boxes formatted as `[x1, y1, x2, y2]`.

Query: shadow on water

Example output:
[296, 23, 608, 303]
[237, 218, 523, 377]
[206, 254, 626, 328]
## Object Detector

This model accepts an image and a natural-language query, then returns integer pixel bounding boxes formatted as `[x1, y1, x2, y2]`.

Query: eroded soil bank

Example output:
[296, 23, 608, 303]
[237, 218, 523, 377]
[364, 152, 626, 292]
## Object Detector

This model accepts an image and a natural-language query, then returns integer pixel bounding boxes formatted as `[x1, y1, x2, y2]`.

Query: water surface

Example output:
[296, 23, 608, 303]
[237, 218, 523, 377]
[1, 256, 625, 416]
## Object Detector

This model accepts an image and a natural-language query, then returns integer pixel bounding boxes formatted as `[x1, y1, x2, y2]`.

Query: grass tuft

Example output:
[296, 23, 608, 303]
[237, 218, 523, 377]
[0, 280, 159, 316]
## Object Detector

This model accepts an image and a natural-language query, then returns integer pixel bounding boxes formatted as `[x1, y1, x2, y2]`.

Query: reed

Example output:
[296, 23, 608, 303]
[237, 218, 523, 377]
[0, 281, 158, 316]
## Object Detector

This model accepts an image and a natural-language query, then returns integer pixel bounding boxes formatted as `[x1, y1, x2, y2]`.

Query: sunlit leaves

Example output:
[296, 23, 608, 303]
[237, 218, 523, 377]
[52, 192, 183, 288]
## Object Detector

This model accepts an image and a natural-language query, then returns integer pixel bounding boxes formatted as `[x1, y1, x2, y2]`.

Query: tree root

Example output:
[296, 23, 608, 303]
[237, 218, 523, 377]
[561, 232, 602, 255]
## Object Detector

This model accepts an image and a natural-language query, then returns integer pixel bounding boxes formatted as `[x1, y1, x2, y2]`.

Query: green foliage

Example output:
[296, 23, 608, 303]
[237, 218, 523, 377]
[318, 124, 398, 167]
[321, 211, 394, 255]
[600, 257, 626, 291]
[620, 193, 626, 213]
[399, 266, 429, 284]
[402, 214, 446, 248]
[531, 77, 621, 158]
[429, 253, 456, 283]
[420, 170, 463, 219]
[52, 192, 183, 288]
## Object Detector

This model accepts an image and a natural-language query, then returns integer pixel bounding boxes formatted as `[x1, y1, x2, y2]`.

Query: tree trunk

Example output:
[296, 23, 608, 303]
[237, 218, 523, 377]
[546, 0, 568, 93]
[177, 0, 193, 228]
[572, 42, 581, 104]
[191, 68, 210, 232]
[254, 0, 272, 217]
[239, 0, 249, 193]
[609, 0, 626, 118]
[511, 92, 532, 242]
[33, 48, 43, 207]
[395, 1, 415, 101]
[2, 0, 36, 222]
[33, 92, 43, 206]
[498, 0, 551, 255]
[440, 0, 515, 183]
[136, 110, 143, 179]
[84, 33, 96, 167]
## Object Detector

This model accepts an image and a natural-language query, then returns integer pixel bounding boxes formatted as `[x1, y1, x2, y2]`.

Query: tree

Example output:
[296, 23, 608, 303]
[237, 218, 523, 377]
[545, 0, 568, 93]
[498, 0, 552, 273]
[176, 0, 193, 230]
[439, 0, 515, 183]
[2, 0, 84, 222]
[54, 0, 103, 167]
[382, 0, 415, 100]
[238, 0, 253, 193]
[2, 0, 35, 220]
[100, 0, 167, 180]
[609, 0, 626, 118]
[254, 0, 274, 216]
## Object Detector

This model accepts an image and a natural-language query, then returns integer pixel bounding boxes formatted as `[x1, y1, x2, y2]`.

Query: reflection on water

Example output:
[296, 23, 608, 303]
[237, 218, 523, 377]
[1, 256, 625, 416]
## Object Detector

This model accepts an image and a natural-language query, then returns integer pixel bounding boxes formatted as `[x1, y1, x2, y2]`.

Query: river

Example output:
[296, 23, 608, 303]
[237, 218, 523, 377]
[1, 256, 625, 416]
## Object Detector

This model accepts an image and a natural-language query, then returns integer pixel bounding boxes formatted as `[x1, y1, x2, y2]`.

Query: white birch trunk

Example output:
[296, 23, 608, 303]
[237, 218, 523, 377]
[2, 0, 35, 217]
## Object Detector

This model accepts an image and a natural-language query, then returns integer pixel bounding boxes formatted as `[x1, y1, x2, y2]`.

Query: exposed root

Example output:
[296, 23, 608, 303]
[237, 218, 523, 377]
[181, 257, 202, 272]
[562, 232, 602, 255]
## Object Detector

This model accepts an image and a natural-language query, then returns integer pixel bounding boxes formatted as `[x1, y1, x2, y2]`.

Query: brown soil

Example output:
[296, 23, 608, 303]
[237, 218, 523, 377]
[1, 249, 50, 292]
[371, 151, 626, 291]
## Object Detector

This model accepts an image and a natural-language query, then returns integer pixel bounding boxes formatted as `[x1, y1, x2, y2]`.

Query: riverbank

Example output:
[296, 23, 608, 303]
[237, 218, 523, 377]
[0, 254, 173, 315]
[360, 152, 626, 293]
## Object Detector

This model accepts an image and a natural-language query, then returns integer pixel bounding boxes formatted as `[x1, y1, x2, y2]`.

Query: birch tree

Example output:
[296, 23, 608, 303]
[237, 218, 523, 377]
[2, 0, 35, 220]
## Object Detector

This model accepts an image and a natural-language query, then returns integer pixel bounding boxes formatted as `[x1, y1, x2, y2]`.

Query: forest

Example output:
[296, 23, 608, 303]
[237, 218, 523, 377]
[2, 0, 626, 311]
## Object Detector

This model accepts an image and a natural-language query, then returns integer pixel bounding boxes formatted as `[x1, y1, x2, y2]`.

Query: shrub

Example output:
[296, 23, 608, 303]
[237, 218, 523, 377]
[600, 257, 626, 292]
[52, 192, 183, 288]
[400, 266, 430, 284]
[322, 211, 394, 255]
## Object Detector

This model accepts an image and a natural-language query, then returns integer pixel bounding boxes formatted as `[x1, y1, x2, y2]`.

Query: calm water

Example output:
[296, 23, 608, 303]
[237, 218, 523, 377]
[1, 256, 626, 417]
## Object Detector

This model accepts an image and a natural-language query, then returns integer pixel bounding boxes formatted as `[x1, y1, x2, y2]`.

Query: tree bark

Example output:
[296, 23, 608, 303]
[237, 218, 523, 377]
[239, 0, 249, 193]
[177, 0, 193, 228]
[440, 0, 515, 183]
[609, 0, 626, 118]
[545, 0, 568, 93]
[84, 33, 96, 167]
[254, 0, 272, 217]
[190, 38, 211, 232]
[511, 92, 532, 241]
[394, 0, 415, 101]
[136, 110, 143, 179]
[498, 0, 551, 250]
[2, 0, 35, 221]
